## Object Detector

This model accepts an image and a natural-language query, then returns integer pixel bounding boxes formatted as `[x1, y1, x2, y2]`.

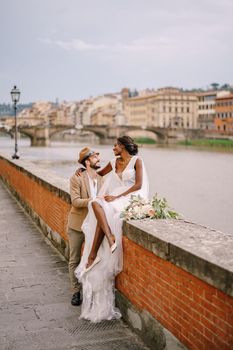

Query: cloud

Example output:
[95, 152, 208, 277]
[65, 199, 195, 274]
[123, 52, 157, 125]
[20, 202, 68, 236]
[39, 37, 170, 53]
[55, 39, 107, 51]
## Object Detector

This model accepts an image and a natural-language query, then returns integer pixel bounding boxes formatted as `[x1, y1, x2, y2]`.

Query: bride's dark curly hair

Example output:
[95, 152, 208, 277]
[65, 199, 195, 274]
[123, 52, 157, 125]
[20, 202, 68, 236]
[117, 136, 138, 155]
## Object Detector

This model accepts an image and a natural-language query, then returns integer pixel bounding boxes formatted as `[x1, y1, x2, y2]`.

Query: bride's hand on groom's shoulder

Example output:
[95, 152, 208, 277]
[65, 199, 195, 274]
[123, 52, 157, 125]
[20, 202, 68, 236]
[104, 195, 118, 202]
[75, 167, 85, 177]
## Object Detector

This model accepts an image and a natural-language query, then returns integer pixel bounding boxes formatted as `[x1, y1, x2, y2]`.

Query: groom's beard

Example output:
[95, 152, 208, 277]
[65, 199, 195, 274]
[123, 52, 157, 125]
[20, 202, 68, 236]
[90, 163, 101, 170]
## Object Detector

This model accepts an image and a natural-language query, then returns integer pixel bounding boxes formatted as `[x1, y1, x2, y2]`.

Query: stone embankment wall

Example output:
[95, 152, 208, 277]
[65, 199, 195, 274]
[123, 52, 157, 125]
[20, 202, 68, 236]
[0, 154, 232, 350]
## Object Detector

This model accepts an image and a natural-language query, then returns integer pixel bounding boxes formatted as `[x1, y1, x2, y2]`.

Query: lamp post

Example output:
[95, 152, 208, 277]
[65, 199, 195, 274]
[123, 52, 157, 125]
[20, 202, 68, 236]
[11, 85, 21, 159]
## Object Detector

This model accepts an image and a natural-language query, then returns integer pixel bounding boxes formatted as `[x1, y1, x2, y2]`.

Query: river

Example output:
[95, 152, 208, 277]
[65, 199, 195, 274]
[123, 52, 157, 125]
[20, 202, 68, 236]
[1, 137, 233, 235]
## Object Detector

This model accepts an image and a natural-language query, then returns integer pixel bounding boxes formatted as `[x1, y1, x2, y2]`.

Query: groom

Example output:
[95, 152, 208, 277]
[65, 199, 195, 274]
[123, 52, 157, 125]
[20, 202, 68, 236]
[67, 147, 103, 306]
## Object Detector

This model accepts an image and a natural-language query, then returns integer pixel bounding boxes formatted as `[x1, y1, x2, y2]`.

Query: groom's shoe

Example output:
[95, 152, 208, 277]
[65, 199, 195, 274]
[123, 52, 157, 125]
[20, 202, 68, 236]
[71, 291, 82, 306]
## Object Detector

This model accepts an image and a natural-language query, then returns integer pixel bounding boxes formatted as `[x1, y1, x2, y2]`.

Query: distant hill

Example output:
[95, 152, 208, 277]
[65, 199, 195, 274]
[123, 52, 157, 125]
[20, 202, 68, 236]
[0, 103, 33, 117]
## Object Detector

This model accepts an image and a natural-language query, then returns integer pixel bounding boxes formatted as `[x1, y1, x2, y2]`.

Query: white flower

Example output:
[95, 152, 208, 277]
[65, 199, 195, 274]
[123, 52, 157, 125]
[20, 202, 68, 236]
[133, 205, 141, 214]
[121, 194, 179, 220]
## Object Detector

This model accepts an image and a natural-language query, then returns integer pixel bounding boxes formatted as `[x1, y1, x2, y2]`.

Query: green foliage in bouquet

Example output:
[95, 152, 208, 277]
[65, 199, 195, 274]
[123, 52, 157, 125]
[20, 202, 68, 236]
[120, 194, 179, 220]
[151, 195, 179, 219]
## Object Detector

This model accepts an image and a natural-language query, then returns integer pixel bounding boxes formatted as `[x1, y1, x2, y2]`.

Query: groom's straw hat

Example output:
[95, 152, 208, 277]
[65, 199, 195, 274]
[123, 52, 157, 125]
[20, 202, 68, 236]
[78, 147, 99, 164]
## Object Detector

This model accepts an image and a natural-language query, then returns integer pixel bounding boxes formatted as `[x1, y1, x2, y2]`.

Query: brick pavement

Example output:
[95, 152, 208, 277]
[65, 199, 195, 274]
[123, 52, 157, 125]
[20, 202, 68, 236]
[0, 181, 149, 350]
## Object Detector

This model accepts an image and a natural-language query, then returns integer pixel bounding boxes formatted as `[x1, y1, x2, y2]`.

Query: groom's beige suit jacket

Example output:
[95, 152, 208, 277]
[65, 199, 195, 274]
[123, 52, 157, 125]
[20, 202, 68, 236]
[67, 170, 103, 232]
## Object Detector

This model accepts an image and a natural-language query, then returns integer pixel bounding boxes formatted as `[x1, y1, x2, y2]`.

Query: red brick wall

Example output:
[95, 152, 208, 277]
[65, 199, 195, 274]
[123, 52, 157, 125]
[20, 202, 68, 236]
[116, 237, 233, 350]
[0, 159, 70, 240]
[1, 158, 232, 350]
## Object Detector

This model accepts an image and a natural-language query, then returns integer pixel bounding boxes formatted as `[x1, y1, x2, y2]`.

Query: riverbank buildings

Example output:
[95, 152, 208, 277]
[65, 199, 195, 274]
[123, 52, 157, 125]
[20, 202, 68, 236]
[75, 93, 125, 126]
[2, 87, 232, 138]
[121, 88, 233, 135]
[197, 90, 231, 131]
[215, 93, 233, 133]
[122, 87, 198, 129]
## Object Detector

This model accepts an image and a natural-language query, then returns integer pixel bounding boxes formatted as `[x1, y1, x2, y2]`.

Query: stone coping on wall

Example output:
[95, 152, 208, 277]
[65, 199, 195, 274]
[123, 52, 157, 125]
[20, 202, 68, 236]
[0, 152, 70, 203]
[123, 219, 233, 297]
[1, 152, 232, 298]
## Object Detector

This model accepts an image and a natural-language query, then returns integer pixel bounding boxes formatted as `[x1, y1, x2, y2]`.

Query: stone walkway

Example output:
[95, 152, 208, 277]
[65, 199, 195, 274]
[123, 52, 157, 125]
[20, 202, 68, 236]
[0, 181, 149, 350]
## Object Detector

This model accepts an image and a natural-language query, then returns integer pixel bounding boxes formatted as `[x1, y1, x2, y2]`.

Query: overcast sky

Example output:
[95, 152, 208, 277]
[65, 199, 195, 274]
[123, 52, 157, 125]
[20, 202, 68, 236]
[0, 0, 232, 103]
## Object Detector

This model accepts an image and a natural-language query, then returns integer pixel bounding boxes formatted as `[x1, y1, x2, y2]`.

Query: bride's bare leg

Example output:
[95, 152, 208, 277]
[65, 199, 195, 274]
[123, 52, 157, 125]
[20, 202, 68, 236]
[91, 202, 115, 247]
[86, 224, 104, 268]
[85, 202, 116, 270]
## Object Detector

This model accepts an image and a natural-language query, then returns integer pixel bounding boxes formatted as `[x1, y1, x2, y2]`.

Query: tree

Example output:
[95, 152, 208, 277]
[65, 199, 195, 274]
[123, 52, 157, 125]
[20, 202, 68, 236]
[220, 83, 230, 90]
[210, 83, 219, 90]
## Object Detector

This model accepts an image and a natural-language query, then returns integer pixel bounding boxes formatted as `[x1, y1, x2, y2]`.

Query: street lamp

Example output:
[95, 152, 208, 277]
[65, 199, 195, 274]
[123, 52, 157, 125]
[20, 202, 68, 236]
[10, 85, 21, 159]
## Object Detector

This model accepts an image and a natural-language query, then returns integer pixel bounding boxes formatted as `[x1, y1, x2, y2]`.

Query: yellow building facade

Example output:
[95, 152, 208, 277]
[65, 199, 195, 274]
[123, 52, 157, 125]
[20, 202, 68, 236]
[122, 88, 198, 129]
[90, 106, 116, 126]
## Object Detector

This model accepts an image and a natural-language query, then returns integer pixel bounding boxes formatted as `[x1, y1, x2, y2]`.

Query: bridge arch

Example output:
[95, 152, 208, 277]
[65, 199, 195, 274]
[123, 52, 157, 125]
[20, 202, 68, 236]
[49, 125, 107, 140]
[0, 127, 34, 145]
[144, 127, 167, 140]
[17, 130, 34, 141]
[0, 127, 14, 139]
[123, 129, 157, 142]
[116, 126, 167, 141]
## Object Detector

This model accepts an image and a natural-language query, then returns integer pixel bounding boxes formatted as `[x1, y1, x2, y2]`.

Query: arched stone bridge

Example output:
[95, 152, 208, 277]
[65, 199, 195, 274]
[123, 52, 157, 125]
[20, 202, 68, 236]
[0, 124, 204, 146]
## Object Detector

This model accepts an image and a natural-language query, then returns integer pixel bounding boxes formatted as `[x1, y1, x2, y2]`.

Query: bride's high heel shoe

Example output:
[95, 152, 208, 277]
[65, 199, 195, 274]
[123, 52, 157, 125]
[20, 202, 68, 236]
[110, 242, 117, 253]
[110, 234, 117, 253]
[84, 256, 101, 274]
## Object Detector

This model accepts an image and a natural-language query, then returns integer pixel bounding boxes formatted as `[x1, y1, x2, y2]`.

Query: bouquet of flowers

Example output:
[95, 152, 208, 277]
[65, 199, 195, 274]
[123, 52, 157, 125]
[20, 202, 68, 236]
[120, 194, 179, 220]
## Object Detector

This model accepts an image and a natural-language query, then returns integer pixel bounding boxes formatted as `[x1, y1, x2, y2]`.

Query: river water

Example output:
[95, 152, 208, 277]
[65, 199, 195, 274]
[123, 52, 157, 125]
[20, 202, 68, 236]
[1, 137, 233, 235]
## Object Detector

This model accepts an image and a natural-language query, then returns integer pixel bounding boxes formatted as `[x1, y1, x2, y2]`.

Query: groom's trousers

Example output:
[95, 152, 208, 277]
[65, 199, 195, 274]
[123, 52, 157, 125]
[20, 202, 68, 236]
[67, 228, 84, 293]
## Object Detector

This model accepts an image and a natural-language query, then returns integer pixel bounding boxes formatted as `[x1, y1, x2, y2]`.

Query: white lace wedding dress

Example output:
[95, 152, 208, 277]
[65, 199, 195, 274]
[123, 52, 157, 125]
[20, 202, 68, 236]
[75, 155, 149, 322]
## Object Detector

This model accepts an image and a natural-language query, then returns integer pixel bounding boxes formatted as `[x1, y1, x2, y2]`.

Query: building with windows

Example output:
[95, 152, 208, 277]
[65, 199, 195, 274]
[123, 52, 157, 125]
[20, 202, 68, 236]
[197, 91, 217, 130]
[215, 94, 233, 133]
[122, 87, 198, 129]
[16, 102, 55, 127]
[197, 91, 230, 130]
[75, 94, 124, 126]
[90, 106, 116, 126]
[8, 101, 76, 127]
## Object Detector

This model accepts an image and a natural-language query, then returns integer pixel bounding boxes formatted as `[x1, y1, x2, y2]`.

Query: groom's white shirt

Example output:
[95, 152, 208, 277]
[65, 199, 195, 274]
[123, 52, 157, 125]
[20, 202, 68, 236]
[87, 173, 97, 199]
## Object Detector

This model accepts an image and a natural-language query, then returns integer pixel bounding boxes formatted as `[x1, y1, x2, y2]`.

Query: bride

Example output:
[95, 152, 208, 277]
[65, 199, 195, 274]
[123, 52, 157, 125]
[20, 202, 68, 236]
[75, 136, 149, 322]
